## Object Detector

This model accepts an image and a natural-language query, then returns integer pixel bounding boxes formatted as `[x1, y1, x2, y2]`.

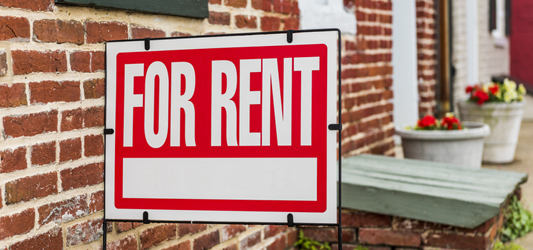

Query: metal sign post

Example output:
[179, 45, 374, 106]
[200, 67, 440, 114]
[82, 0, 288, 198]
[103, 29, 342, 249]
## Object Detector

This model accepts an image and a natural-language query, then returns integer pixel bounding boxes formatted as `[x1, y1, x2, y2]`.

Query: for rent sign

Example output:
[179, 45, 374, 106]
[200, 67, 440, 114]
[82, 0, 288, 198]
[105, 30, 339, 224]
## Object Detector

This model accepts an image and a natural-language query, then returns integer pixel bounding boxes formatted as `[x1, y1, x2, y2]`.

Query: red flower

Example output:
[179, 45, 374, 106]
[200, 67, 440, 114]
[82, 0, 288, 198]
[466, 86, 473, 93]
[441, 116, 462, 130]
[489, 84, 499, 94]
[417, 115, 437, 129]
[474, 90, 489, 105]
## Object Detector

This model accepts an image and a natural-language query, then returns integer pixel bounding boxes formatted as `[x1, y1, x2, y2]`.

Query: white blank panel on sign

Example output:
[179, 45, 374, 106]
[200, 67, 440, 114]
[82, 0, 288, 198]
[123, 158, 318, 200]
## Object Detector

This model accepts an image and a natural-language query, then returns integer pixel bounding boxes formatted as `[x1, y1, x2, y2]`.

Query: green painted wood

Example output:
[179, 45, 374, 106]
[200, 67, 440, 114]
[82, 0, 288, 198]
[341, 154, 528, 228]
[55, 0, 208, 19]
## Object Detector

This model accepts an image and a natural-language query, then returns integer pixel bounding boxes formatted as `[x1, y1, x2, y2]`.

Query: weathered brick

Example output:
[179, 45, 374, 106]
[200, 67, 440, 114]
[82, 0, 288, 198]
[359, 228, 421, 247]
[425, 232, 488, 250]
[0, 50, 6, 76]
[163, 241, 191, 250]
[84, 106, 105, 128]
[240, 231, 261, 250]
[267, 235, 286, 250]
[59, 137, 81, 162]
[261, 16, 281, 31]
[221, 224, 246, 241]
[30, 80, 80, 104]
[235, 15, 257, 29]
[70, 51, 105, 72]
[85, 21, 128, 43]
[341, 210, 392, 227]
[287, 228, 298, 246]
[33, 19, 84, 44]
[224, 0, 246, 8]
[61, 162, 104, 190]
[102, 234, 138, 250]
[251, 0, 271, 11]
[0, 0, 53, 11]
[3, 110, 58, 138]
[6, 172, 58, 204]
[209, 11, 231, 25]
[84, 78, 105, 99]
[178, 224, 208, 237]
[209, 0, 221, 4]
[10, 227, 62, 250]
[0, 208, 35, 240]
[0, 147, 26, 173]
[66, 218, 103, 246]
[264, 225, 287, 239]
[132, 25, 166, 39]
[301, 228, 355, 243]
[171, 32, 192, 37]
[194, 230, 220, 250]
[85, 134, 104, 157]
[331, 244, 391, 250]
[61, 108, 83, 132]
[115, 222, 142, 233]
[140, 224, 177, 250]
[31, 142, 55, 166]
[12, 50, 67, 74]
[38, 194, 88, 226]
[223, 244, 238, 250]
[283, 17, 299, 30]
[0, 16, 30, 41]
[0, 83, 27, 107]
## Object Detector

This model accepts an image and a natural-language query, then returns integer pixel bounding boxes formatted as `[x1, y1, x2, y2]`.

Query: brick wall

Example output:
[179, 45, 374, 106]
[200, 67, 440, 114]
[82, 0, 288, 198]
[300, 207, 506, 250]
[0, 0, 299, 249]
[416, 0, 437, 117]
[340, 0, 395, 157]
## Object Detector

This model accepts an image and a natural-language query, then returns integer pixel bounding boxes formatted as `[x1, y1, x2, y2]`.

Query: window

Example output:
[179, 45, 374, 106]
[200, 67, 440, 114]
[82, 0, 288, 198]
[55, 0, 209, 19]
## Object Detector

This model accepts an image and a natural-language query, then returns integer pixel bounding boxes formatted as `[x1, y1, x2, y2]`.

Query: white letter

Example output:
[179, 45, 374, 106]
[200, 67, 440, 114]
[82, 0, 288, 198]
[294, 57, 319, 146]
[144, 61, 169, 148]
[171, 62, 196, 146]
[211, 60, 238, 146]
[262, 58, 292, 146]
[240, 59, 261, 146]
[124, 64, 144, 147]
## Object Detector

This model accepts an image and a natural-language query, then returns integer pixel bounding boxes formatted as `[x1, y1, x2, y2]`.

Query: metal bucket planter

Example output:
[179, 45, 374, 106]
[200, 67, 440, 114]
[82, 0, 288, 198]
[457, 101, 524, 164]
[395, 122, 490, 168]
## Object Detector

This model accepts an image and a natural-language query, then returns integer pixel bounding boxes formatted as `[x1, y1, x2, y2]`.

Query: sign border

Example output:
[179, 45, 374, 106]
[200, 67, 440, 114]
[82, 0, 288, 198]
[104, 29, 342, 226]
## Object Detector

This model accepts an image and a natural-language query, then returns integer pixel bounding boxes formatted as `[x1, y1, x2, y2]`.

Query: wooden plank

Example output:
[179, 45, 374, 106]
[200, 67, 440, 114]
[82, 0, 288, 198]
[56, 0, 209, 19]
[340, 154, 528, 228]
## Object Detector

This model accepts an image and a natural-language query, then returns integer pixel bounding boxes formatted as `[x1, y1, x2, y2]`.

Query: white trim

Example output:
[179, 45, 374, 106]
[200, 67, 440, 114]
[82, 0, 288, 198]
[467, 0, 479, 85]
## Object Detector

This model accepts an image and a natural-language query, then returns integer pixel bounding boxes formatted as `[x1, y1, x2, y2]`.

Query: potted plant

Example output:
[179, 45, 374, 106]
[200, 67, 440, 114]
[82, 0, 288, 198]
[395, 113, 490, 169]
[457, 79, 527, 164]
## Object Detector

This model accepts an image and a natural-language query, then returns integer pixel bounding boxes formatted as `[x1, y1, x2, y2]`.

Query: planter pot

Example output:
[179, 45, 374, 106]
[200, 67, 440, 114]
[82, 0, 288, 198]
[395, 122, 490, 168]
[457, 101, 524, 164]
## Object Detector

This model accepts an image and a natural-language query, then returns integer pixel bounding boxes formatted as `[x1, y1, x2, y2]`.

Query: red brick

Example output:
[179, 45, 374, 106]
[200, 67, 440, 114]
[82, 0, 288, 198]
[0, 0, 53, 11]
[283, 17, 299, 30]
[235, 15, 257, 29]
[426, 232, 488, 250]
[261, 16, 281, 31]
[10, 227, 62, 250]
[84, 78, 105, 99]
[221, 224, 246, 241]
[0, 187, 2, 208]
[3, 110, 58, 138]
[89, 190, 104, 213]
[140, 224, 177, 250]
[0, 50, 6, 76]
[31, 142, 55, 166]
[287, 228, 297, 246]
[251, 0, 271, 11]
[0, 147, 26, 173]
[85, 21, 128, 44]
[30, 80, 80, 104]
[102, 234, 138, 250]
[292, 1, 299, 16]
[0, 16, 30, 41]
[272, 0, 282, 13]
[0, 209, 35, 240]
[240, 231, 261, 250]
[267, 235, 286, 250]
[194, 230, 220, 250]
[163, 241, 192, 250]
[38, 194, 88, 226]
[282, 0, 291, 14]
[132, 25, 166, 39]
[70, 51, 105, 72]
[331, 244, 391, 250]
[59, 137, 81, 162]
[264, 225, 288, 239]
[85, 134, 104, 157]
[178, 224, 208, 237]
[224, 0, 247, 8]
[209, 11, 231, 25]
[223, 244, 238, 250]
[0, 83, 27, 107]
[66, 218, 103, 246]
[171, 32, 192, 37]
[359, 228, 421, 247]
[5, 172, 58, 204]
[61, 162, 104, 190]
[33, 19, 84, 44]
[84, 106, 105, 128]
[12, 50, 67, 75]
[209, 0, 221, 4]
[61, 108, 83, 132]
[116, 222, 135, 233]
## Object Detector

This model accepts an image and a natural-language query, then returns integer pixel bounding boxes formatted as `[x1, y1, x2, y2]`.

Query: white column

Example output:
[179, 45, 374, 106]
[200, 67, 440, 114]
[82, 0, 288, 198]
[466, 0, 479, 85]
